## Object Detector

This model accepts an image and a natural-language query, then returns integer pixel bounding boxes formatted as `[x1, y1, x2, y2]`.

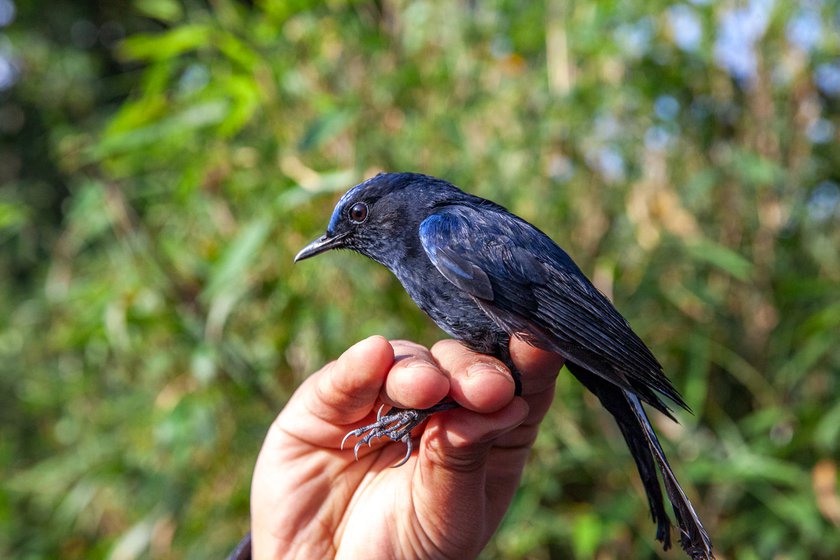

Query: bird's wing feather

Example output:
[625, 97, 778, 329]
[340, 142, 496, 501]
[419, 205, 686, 413]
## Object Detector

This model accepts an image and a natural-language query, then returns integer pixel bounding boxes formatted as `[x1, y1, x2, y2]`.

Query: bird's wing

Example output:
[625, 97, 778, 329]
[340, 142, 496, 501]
[419, 205, 686, 414]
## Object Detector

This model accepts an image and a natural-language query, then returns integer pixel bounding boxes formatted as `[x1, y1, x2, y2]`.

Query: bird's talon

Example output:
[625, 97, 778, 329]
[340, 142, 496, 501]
[391, 436, 413, 468]
[339, 407, 435, 466]
[340, 431, 354, 451]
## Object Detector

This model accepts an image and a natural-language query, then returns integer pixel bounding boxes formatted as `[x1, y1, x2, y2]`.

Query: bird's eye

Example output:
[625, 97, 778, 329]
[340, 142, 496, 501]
[348, 202, 368, 223]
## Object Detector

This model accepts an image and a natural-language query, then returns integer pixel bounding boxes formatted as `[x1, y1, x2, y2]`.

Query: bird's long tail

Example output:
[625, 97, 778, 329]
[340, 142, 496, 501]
[567, 362, 714, 560]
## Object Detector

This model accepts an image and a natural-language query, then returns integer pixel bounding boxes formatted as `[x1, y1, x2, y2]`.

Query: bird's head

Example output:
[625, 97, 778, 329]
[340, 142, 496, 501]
[294, 172, 462, 267]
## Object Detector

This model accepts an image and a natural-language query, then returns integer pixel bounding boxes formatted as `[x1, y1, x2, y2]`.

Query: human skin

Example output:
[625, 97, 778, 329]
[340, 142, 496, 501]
[250, 335, 564, 560]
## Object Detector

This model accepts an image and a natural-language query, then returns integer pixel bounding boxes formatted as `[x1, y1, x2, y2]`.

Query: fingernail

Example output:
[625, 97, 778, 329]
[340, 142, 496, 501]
[466, 362, 510, 378]
[402, 357, 438, 369]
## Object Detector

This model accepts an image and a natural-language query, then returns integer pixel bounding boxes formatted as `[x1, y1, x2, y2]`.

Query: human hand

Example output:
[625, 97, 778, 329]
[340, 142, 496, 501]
[249, 336, 564, 559]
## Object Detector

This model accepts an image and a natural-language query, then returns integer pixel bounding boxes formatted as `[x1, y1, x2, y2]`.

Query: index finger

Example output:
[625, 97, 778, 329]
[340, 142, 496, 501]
[381, 340, 451, 410]
[430, 339, 516, 413]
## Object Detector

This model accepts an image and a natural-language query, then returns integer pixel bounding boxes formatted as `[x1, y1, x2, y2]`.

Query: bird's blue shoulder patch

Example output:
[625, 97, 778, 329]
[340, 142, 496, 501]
[418, 210, 495, 300]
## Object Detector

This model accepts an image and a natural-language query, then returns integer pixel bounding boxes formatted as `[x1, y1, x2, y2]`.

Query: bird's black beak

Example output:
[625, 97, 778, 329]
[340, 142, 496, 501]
[294, 231, 349, 262]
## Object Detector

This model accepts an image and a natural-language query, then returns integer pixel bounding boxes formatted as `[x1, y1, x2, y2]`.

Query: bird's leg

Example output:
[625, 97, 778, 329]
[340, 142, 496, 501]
[341, 401, 459, 467]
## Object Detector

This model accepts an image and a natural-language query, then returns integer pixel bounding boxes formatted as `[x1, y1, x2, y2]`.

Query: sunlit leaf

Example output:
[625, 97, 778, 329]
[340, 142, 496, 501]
[134, 0, 184, 23]
[119, 24, 213, 61]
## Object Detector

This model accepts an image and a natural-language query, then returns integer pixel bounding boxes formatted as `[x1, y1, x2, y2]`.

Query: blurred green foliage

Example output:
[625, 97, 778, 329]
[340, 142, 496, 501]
[2, 0, 840, 558]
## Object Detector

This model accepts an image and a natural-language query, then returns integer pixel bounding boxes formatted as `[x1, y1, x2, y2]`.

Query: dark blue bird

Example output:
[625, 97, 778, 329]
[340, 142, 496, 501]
[295, 172, 713, 559]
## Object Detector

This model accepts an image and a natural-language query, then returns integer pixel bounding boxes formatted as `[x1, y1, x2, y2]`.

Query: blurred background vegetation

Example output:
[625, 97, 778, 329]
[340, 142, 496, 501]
[2, 0, 839, 558]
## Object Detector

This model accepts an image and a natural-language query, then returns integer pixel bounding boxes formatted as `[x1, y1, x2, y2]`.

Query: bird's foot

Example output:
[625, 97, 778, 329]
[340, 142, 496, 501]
[341, 401, 458, 467]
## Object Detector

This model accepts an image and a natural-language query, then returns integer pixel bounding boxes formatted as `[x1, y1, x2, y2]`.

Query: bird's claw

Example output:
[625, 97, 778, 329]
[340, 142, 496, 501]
[340, 407, 426, 467]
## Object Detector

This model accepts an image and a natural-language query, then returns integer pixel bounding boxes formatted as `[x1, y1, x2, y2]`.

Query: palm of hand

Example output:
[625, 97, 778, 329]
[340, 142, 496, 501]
[250, 336, 563, 560]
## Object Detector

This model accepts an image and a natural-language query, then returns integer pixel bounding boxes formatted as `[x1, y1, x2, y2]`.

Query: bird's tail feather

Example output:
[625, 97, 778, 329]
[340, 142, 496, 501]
[567, 362, 714, 560]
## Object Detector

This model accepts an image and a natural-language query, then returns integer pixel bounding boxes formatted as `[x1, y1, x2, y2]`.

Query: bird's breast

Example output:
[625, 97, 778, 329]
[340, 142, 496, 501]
[392, 262, 506, 355]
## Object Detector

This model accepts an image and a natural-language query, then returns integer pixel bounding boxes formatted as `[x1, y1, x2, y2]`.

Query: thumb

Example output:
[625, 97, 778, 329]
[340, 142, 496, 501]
[278, 335, 395, 445]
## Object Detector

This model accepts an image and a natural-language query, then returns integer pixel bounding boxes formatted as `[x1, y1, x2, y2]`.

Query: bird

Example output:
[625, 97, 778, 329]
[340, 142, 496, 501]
[294, 172, 714, 559]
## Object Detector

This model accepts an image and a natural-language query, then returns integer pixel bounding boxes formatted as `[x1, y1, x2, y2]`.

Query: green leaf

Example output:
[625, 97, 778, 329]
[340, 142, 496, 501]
[119, 24, 212, 61]
[203, 218, 270, 300]
[190, 344, 217, 385]
[777, 333, 835, 385]
[217, 30, 261, 71]
[92, 100, 229, 160]
[275, 169, 358, 209]
[571, 512, 603, 558]
[814, 400, 840, 452]
[134, 0, 184, 23]
[0, 201, 27, 231]
[298, 110, 353, 152]
[684, 238, 754, 281]
[731, 149, 786, 187]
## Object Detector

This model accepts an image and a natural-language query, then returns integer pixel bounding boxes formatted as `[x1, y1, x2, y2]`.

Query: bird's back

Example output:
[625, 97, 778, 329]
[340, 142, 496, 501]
[410, 196, 685, 414]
